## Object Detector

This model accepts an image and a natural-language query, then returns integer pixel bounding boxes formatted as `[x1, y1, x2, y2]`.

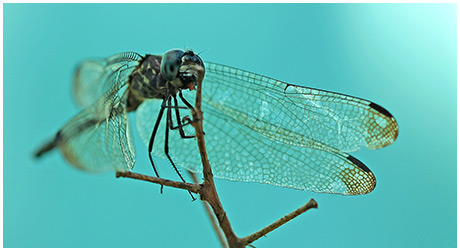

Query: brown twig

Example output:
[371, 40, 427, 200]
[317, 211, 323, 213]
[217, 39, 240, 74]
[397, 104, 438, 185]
[240, 198, 318, 246]
[188, 171, 228, 248]
[116, 171, 201, 194]
[191, 67, 241, 247]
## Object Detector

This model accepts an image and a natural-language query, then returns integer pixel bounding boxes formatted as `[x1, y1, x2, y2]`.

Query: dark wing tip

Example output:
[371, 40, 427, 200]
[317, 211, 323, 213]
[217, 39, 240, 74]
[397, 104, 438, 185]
[369, 102, 394, 119]
[345, 155, 376, 195]
[369, 102, 399, 145]
[346, 155, 371, 173]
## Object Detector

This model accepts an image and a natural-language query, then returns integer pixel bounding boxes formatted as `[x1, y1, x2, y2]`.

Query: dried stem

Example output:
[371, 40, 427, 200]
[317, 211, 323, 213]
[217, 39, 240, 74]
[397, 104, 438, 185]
[188, 171, 228, 248]
[116, 171, 201, 194]
[116, 65, 318, 247]
[240, 198, 318, 246]
[191, 67, 241, 247]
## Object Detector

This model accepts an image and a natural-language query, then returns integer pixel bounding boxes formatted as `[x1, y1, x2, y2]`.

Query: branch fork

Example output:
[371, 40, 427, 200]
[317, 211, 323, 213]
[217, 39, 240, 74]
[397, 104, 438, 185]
[116, 70, 318, 247]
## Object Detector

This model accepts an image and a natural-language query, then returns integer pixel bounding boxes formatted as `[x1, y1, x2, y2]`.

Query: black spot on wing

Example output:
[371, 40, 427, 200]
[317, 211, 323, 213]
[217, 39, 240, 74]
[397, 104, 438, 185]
[369, 102, 394, 119]
[346, 155, 372, 173]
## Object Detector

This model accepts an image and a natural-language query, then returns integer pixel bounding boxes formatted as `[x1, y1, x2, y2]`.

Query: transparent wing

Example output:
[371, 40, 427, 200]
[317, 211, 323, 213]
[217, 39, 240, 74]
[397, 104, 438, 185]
[203, 63, 398, 152]
[136, 99, 375, 195]
[135, 63, 398, 194]
[56, 60, 137, 172]
[73, 52, 142, 107]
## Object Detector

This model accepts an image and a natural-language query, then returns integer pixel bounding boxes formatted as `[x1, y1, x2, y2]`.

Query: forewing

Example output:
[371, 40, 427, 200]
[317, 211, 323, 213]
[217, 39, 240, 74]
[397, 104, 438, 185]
[203, 63, 398, 152]
[136, 99, 375, 195]
[73, 52, 142, 107]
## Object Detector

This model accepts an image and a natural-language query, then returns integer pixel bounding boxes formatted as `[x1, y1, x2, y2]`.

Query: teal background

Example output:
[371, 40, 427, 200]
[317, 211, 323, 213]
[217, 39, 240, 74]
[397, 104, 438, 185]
[3, 3, 456, 248]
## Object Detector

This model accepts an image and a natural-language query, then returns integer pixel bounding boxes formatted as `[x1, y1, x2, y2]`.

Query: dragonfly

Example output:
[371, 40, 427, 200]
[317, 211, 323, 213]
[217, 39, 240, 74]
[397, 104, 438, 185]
[35, 49, 399, 196]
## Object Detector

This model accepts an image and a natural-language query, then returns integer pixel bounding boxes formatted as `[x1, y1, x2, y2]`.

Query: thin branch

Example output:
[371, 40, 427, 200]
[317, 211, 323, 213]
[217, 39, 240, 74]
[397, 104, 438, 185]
[240, 198, 318, 246]
[191, 66, 241, 247]
[116, 171, 201, 194]
[188, 171, 228, 248]
[189, 65, 319, 248]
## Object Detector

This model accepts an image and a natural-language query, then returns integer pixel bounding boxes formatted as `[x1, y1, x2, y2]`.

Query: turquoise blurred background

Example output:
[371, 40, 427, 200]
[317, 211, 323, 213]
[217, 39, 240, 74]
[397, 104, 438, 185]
[3, 3, 456, 248]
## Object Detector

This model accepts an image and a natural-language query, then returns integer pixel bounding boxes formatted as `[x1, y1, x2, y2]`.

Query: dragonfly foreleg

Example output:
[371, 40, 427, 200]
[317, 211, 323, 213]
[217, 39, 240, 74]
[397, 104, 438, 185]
[167, 95, 195, 138]
[177, 91, 206, 135]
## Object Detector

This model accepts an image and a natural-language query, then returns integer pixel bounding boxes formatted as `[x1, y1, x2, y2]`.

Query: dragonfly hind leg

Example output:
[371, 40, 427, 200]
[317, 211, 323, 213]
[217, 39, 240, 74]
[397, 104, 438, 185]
[165, 102, 196, 201]
[148, 96, 196, 199]
[148, 98, 168, 193]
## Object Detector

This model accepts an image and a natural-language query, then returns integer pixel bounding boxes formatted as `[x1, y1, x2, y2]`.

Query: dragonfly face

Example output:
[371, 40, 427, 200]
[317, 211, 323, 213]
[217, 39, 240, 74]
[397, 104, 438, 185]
[161, 49, 205, 91]
[35, 49, 399, 196]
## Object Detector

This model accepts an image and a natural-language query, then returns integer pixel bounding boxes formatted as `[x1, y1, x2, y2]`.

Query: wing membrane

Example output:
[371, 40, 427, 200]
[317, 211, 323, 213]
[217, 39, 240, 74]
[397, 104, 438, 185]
[54, 54, 138, 172]
[58, 91, 135, 172]
[203, 63, 398, 152]
[135, 62, 398, 194]
[73, 52, 142, 107]
[136, 99, 375, 195]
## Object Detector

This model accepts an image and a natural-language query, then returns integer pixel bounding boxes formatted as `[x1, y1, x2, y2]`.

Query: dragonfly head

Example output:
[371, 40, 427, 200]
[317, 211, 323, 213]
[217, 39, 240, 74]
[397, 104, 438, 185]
[161, 49, 205, 91]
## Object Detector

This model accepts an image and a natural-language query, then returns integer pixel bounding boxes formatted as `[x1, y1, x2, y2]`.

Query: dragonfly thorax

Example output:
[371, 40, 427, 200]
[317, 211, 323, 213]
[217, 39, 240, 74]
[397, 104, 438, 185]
[126, 55, 178, 111]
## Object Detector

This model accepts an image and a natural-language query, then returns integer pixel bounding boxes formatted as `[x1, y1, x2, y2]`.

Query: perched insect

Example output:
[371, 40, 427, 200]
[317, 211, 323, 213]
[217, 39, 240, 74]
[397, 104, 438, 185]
[35, 49, 398, 195]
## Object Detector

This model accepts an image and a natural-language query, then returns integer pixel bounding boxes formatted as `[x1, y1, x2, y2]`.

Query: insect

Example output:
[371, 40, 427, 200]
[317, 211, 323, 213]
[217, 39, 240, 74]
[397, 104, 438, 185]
[35, 49, 399, 195]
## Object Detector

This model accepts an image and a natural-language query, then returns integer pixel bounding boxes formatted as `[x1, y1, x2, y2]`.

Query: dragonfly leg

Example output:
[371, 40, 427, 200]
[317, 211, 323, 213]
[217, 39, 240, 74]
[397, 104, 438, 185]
[148, 96, 169, 193]
[178, 91, 194, 109]
[165, 100, 196, 201]
[169, 95, 195, 138]
[178, 91, 205, 135]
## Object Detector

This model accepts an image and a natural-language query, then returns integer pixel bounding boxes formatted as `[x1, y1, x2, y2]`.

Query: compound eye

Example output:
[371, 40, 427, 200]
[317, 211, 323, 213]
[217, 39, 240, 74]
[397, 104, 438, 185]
[161, 49, 185, 81]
